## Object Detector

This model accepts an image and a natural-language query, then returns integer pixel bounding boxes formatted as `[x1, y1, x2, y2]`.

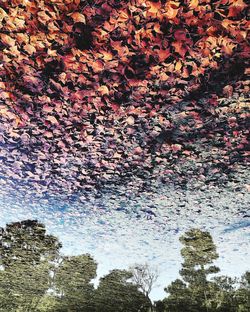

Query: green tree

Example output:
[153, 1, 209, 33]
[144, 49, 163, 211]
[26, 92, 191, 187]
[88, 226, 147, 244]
[179, 229, 220, 285]
[180, 229, 220, 311]
[206, 276, 238, 312]
[163, 229, 221, 312]
[36, 294, 59, 312]
[53, 254, 97, 312]
[235, 271, 250, 312]
[94, 269, 150, 312]
[154, 300, 165, 312]
[163, 279, 193, 312]
[0, 220, 61, 311]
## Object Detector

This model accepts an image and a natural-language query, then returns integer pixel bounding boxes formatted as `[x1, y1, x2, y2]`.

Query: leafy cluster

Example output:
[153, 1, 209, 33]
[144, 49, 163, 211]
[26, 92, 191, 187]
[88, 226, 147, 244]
[0, 220, 249, 311]
[0, 0, 249, 199]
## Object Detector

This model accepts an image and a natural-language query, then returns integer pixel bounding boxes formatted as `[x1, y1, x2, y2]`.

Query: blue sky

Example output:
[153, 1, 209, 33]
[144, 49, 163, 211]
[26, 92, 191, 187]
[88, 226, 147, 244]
[0, 186, 249, 300]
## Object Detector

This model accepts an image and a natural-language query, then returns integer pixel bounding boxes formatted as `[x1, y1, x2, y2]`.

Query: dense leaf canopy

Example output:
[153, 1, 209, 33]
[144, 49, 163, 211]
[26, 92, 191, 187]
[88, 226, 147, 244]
[0, 0, 249, 200]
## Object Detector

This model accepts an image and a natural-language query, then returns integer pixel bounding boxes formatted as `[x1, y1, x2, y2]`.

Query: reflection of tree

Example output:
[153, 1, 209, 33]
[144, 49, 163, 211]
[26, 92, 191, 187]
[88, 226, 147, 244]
[130, 263, 158, 298]
[0, 220, 61, 311]
[53, 254, 97, 312]
[129, 263, 158, 311]
[158, 229, 250, 312]
[0, 221, 249, 312]
[163, 229, 221, 312]
[94, 269, 151, 312]
[235, 271, 250, 312]
[179, 229, 220, 286]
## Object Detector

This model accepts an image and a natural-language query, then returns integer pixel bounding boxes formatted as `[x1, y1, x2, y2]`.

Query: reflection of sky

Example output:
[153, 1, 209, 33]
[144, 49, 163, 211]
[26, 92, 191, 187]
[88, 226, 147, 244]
[0, 186, 249, 300]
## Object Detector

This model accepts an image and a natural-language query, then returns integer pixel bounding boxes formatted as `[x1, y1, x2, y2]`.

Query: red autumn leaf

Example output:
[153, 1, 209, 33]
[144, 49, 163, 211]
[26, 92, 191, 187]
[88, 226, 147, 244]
[172, 41, 187, 58]
[157, 48, 171, 62]
[228, 0, 247, 17]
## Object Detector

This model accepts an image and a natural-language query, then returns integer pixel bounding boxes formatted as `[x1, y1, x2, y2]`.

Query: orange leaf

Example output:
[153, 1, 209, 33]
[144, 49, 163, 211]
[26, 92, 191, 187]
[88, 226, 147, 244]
[221, 42, 236, 55]
[23, 44, 36, 55]
[117, 10, 129, 22]
[70, 12, 86, 24]
[147, 0, 161, 15]
[172, 41, 187, 57]
[0, 8, 7, 21]
[98, 85, 109, 95]
[157, 48, 171, 62]
[175, 61, 182, 71]
[91, 60, 104, 73]
[164, 6, 179, 19]
[154, 23, 163, 34]
[100, 50, 113, 61]
[37, 11, 51, 24]
[189, 0, 199, 9]
[1, 34, 15, 47]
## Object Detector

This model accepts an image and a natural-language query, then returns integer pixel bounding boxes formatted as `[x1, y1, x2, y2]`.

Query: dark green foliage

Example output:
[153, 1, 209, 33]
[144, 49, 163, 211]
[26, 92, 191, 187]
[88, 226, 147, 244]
[53, 254, 97, 312]
[179, 229, 220, 285]
[235, 272, 250, 312]
[94, 269, 151, 312]
[0, 220, 61, 311]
